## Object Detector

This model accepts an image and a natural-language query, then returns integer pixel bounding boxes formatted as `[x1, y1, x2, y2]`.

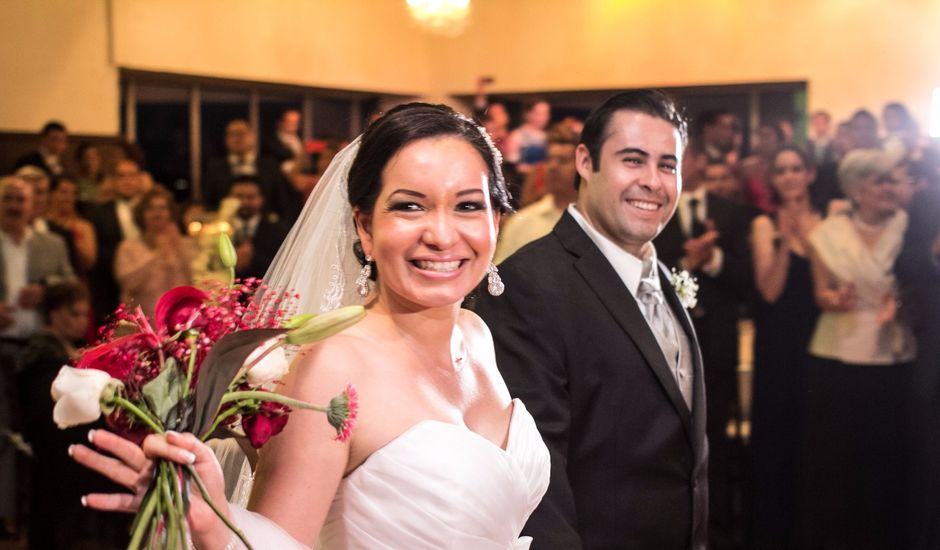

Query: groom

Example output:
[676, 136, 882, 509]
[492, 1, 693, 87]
[475, 90, 707, 549]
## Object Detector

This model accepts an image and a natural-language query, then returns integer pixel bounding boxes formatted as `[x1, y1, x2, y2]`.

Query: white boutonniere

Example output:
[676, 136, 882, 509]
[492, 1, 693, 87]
[669, 268, 699, 309]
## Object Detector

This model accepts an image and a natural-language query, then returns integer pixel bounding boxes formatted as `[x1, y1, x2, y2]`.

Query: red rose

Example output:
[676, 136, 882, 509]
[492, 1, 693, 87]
[154, 286, 209, 334]
[241, 401, 291, 448]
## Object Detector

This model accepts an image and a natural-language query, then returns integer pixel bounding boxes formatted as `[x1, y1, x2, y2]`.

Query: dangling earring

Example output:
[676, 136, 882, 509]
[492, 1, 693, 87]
[357, 255, 373, 297]
[487, 263, 505, 296]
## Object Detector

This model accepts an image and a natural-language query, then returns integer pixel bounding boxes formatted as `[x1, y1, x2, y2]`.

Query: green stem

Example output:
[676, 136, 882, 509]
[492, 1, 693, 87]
[127, 483, 160, 550]
[169, 464, 189, 550]
[183, 338, 198, 398]
[113, 396, 165, 434]
[185, 464, 254, 550]
[228, 267, 235, 288]
[219, 391, 328, 412]
[200, 406, 241, 442]
[159, 463, 178, 550]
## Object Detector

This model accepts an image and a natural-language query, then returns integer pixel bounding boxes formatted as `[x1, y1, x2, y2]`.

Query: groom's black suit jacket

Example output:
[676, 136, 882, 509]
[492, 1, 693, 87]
[474, 211, 708, 549]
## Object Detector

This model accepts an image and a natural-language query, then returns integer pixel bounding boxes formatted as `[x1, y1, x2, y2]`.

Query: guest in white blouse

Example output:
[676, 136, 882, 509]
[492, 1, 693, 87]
[797, 148, 914, 549]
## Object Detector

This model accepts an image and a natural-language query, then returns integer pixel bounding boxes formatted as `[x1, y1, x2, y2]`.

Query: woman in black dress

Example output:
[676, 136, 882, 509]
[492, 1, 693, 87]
[747, 146, 821, 549]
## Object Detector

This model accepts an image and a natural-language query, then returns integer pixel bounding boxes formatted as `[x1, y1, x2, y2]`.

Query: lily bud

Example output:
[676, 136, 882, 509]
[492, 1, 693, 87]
[281, 313, 316, 330]
[285, 306, 365, 346]
[218, 233, 237, 269]
[50, 366, 123, 429]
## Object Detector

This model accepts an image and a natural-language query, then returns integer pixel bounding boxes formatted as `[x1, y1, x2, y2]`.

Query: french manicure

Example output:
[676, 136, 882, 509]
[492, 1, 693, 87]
[180, 450, 196, 464]
[87, 429, 95, 444]
[67, 445, 74, 457]
[81, 495, 87, 507]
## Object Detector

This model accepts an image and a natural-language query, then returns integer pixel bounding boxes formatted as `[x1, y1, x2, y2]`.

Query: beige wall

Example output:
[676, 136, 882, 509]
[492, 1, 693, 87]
[429, 0, 940, 128]
[112, 0, 432, 96]
[0, 1, 118, 135]
[2, 1, 939, 135]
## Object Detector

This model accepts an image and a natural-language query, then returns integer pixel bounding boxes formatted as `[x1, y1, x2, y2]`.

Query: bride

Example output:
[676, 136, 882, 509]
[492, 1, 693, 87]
[71, 103, 550, 549]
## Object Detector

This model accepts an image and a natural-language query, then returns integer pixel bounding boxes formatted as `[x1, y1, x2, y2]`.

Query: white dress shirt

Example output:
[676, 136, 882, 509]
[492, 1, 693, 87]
[0, 228, 39, 338]
[116, 199, 140, 241]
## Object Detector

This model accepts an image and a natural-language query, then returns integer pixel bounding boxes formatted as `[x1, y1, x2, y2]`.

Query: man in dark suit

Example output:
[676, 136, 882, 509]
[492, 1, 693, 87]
[13, 121, 68, 178]
[261, 109, 311, 176]
[895, 180, 940, 550]
[228, 176, 291, 280]
[654, 143, 752, 549]
[475, 90, 707, 549]
[203, 119, 302, 224]
[87, 159, 144, 326]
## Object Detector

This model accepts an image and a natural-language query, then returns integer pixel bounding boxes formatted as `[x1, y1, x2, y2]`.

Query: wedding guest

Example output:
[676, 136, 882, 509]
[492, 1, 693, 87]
[798, 148, 914, 549]
[74, 103, 549, 549]
[476, 90, 708, 549]
[505, 99, 551, 174]
[203, 119, 302, 223]
[848, 109, 881, 150]
[114, 186, 195, 318]
[263, 109, 311, 176]
[701, 159, 745, 203]
[697, 110, 737, 162]
[809, 110, 834, 164]
[882, 102, 921, 159]
[73, 142, 104, 206]
[228, 176, 290, 280]
[0, 176, 73, 538]
[14, 121, 68, 178]
[895, 167, 940, 550]
[495, 130, 578, 263]
[47, 176, 97, 275]
[16, 282, 128, 549]
[656, 140, 752, 550]
[88, 159, 144, 326]
[747, 146, 821, 549]
[740, 122, 785, 214]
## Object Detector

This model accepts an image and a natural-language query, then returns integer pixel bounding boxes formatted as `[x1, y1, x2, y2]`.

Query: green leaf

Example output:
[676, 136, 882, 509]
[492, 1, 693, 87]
[191, 328, 286, 438]
[141, 358, 184, 425]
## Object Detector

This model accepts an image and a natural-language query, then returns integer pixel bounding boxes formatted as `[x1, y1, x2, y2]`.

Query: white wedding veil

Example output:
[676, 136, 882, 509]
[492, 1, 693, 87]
[261, 136, 366, 316]
[219, 137, 367, 508]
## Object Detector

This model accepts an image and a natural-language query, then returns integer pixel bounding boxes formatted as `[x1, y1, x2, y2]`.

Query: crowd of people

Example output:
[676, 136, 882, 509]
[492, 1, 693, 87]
[0, 88, 937, 549]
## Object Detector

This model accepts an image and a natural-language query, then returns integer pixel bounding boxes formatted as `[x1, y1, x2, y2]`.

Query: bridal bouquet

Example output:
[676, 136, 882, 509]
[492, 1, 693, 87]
[50, 235, 364, 550]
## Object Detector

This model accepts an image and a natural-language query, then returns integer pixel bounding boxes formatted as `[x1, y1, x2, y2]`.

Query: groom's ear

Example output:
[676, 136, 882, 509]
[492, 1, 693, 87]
[353, 208, 374, 253]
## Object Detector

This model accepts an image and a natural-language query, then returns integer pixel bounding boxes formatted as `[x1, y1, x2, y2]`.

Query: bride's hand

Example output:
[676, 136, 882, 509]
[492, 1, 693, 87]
[72, 429, 234, 544]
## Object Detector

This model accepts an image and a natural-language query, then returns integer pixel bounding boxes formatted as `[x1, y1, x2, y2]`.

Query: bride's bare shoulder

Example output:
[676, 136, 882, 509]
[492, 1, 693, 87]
[286, 313, 389, 388]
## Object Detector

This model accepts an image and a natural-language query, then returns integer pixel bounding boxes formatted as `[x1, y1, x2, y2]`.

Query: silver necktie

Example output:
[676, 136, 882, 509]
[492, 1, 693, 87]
[637, 279, 692, 408]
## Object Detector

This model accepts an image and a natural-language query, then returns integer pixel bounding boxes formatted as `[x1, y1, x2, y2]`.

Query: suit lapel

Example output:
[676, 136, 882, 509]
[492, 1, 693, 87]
[658, 264, 707, 453]
[554, 213, 693, 437]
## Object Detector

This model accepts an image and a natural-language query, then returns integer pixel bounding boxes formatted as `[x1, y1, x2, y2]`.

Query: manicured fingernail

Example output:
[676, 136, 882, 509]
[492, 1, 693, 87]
[87, 429, 95, 444]
[67, 445, 74, 457]
[180, 450, 196, 464]
[81, 496, 87, 507]
[166, 430, 180, 438]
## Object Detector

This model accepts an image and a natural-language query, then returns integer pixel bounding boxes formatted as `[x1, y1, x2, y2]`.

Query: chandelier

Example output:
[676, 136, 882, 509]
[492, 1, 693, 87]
[405, 0, 471, 37]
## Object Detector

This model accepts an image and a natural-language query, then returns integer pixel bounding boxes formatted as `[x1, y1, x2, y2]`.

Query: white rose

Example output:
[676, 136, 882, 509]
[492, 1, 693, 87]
[50, 366, 122, 429]
[245, 338, 289, 386]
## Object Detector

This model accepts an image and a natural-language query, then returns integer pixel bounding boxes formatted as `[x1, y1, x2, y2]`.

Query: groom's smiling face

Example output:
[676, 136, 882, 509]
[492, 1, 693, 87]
[575, 110, 682, 257]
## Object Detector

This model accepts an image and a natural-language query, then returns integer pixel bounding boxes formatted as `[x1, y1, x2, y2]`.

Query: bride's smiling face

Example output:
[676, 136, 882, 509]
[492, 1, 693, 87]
[354, 136, 500, 310]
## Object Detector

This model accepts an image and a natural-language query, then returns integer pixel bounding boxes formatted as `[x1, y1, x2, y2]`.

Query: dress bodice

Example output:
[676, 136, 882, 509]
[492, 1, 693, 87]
[317, 398, 549, 549]
[227, 398, 550, 550]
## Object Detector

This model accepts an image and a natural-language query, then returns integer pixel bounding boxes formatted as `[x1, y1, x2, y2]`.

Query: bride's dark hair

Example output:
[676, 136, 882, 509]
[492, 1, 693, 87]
[348, 102, 512, 217]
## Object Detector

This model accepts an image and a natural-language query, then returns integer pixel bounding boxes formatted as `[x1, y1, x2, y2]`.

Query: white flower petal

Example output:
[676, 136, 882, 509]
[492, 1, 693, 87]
[245, 338, 290, 386]
[53, 390, 104, 428]
[50, 366, 116, 429]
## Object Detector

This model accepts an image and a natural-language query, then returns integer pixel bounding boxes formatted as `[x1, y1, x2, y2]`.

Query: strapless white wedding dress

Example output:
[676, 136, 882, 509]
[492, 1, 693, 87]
[227, 398, 550, 549]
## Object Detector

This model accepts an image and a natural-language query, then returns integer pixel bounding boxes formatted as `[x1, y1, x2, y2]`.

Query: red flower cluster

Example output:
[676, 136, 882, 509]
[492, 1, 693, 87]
[79, 279, 300, 438]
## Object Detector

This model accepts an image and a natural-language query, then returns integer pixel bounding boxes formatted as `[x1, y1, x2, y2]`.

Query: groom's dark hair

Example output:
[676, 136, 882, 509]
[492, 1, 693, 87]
[576, 90, 687, 190]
